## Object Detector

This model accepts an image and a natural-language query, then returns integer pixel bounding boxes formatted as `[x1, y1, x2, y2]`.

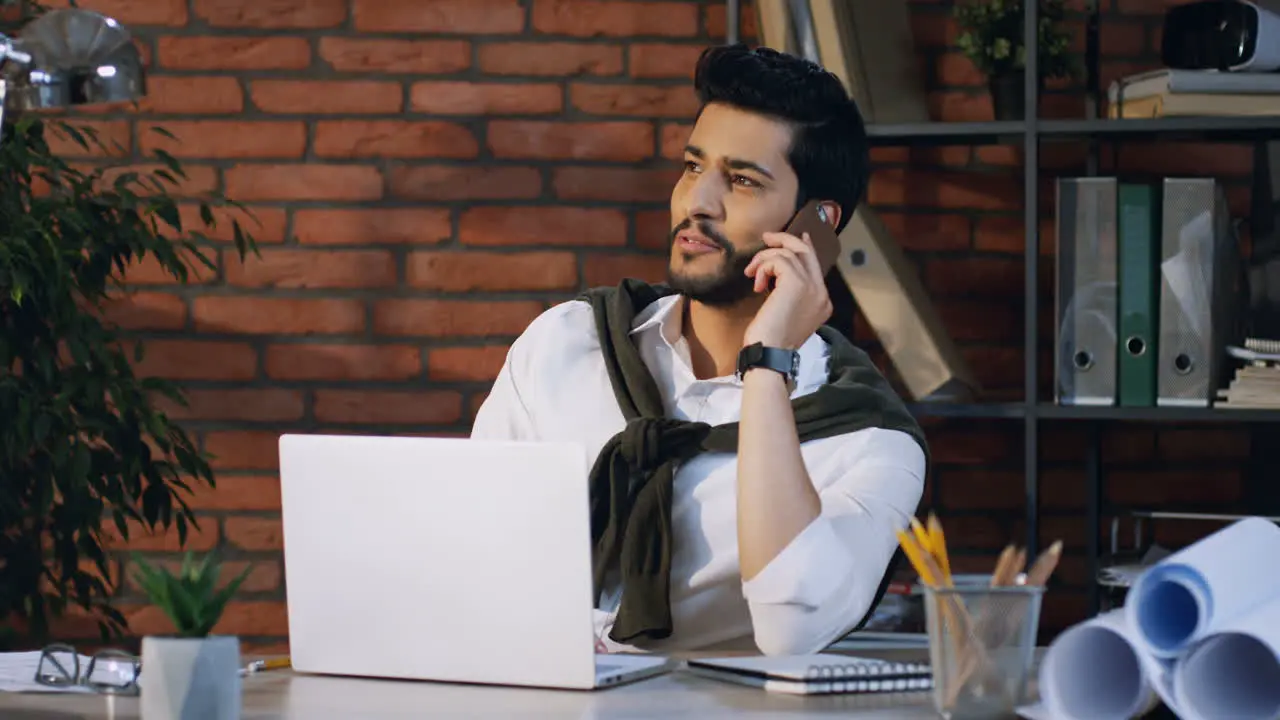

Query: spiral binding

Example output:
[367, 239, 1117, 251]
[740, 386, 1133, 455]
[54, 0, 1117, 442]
[1245, 337, 1280, 354]
[803, 659, 930, 680]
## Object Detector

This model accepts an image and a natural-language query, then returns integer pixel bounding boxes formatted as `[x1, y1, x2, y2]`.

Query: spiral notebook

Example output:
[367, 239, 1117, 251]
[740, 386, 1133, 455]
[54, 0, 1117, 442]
[685, 653, 933, 696]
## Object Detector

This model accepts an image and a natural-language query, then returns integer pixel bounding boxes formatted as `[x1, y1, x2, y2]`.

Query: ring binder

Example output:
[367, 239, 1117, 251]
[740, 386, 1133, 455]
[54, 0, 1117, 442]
[686, 653, 934, 696]
[805, 659, 931, 680]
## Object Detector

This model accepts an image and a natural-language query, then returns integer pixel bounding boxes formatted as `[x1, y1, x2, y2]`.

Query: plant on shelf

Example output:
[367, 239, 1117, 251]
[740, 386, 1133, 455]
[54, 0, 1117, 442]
[954, 0, 1078, 120]
[0, 3, 261, 651]
[132, 552, 251, 717]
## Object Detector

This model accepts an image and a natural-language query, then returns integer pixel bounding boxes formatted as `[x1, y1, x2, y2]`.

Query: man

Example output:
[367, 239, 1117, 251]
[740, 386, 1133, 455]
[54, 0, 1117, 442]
[471, 44, 927, 657]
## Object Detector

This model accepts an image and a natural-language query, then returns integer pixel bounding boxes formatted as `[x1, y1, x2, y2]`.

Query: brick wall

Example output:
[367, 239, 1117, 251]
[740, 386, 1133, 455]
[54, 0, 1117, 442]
[25, 0, 1252, 652]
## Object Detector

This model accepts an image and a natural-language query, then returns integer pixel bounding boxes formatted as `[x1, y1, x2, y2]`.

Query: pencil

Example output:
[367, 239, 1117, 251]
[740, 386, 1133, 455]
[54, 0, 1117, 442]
[926, 512, 952, 584]
[896, 529, 939, 587]
[1025, 540, 1063, 586]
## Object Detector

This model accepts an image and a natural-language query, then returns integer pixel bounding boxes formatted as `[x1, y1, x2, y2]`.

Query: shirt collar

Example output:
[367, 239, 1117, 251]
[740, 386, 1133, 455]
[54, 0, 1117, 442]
[628, 294, 830, 390]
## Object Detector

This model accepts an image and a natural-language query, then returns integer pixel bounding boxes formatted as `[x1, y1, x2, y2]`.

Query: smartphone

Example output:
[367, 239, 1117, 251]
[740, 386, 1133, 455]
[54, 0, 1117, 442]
[784, 199, 842, 275]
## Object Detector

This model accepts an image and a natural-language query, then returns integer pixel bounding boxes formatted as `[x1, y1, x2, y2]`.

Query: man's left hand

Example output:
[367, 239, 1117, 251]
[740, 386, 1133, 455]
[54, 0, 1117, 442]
[742, 231, 833, 350]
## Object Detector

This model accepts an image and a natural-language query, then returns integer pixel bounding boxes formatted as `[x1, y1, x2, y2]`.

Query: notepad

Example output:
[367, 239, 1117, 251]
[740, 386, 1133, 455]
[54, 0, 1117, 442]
[685, 653, 933, 696]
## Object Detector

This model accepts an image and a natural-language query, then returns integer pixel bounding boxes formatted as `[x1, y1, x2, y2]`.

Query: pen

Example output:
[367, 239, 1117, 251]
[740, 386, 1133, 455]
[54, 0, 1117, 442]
[240, 657, 290, 676]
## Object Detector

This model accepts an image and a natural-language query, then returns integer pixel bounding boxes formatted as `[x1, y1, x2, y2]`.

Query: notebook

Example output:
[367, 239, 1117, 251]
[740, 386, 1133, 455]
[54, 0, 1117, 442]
[684, 653, 933, 696]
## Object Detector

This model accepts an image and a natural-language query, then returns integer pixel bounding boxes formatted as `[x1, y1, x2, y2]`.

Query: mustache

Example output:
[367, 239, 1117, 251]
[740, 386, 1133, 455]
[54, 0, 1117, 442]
[670, 218, 731, 251]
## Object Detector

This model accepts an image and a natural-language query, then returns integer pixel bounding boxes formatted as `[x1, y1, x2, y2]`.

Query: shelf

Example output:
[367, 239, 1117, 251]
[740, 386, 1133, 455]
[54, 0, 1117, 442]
[1038, 404, 1280, 422]
[1040, 116, 1280, 142]
[907, 402, 1026, 419]
[866, 121, 1026, 147]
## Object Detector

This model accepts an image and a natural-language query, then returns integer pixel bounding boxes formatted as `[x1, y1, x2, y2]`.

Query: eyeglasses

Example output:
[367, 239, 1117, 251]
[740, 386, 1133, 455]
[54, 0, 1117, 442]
[34, 643, 140, 695]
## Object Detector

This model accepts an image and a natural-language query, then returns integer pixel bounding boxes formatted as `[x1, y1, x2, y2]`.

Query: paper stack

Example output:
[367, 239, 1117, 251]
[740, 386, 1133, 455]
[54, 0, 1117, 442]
[1018, 517, 1280, 720]
[1107, 68, 1280, 118]
[1217, 338, 1280, 409]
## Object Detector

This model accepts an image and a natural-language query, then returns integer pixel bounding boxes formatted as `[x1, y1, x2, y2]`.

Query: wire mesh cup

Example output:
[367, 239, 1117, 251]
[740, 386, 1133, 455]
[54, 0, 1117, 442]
[923, 584, 1044, 719]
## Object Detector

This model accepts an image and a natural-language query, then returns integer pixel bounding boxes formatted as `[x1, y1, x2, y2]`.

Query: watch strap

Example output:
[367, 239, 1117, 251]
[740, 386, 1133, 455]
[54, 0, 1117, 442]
[736, 342, 800, 382]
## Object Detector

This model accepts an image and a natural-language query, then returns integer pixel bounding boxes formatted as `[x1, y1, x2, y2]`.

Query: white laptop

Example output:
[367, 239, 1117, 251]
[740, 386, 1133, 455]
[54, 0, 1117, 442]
[278, 433, 673, 691]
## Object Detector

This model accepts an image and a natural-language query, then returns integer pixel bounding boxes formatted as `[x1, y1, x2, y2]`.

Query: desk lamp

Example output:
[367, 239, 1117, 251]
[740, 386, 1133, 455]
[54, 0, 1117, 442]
[0, 7, 144, 133]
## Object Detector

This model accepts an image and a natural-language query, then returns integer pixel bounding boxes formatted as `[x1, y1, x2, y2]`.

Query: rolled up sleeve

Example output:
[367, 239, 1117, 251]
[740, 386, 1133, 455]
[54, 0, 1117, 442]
[740, 428, 926, 656]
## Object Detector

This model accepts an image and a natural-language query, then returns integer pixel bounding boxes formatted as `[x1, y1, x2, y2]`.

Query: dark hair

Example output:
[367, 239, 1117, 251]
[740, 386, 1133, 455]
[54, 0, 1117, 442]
[692, 43, 869, 234]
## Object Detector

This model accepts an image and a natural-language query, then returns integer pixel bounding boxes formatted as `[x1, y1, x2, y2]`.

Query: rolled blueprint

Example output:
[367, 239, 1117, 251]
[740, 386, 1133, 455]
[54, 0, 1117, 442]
[1126, 517, 1280, 661]
[1034, 609, 1163, 720]
[1174, 592, 1280, 720]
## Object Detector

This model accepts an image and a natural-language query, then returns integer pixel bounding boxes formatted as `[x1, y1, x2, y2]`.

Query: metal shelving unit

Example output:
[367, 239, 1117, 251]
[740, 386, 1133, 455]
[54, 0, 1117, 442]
[719, 1, 1280, 617]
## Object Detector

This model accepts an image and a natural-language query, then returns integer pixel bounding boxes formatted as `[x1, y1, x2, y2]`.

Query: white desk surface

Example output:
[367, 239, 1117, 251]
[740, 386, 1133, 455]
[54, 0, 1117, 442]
[0, 650, 982, 719]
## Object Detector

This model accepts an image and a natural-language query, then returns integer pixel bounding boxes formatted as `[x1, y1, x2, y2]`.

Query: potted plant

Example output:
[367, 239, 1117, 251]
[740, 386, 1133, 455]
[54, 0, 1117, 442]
[132, 552, 252, 719]
[0, 2, 260, 650]
[954, 0, 1077, 120]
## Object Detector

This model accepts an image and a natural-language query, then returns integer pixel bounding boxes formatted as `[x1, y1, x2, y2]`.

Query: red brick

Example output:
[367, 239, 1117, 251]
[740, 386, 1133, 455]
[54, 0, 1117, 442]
[583, 253, 667, 286]
[924, 256, 1025, 298]
[319, 38, 472, 73]
[570, 83, 699, 116]
[940, 469, 1024, 511]
[936, 52, 984, 87]
[405, 251, 578, 292]
[873, 211, 973, 252]
[390, 165, 542, 201]
[488, 121, 653, 161]
[314, 121, 479, 159]
[130, 339, 258, 381]
[372, 300, 544, 337]
[157, 36, 312, 70]
[193, 0, 347, 27]
[869, 168, 1022, 211]
[532, 0, 699, 36]
[293, 209, 452, 246]
[225, 164, 384, 201]
[458, 206, 627, 247]
[313, 390, 464, 425]
[158, 388, 305, 422]
[45, 120, 131, 158]
[635, 210, 673, 249]
[90, 162, 220, 197]
[185, 475, 281, 511]
[703, 2, 757, 40]
[1116, 143, 1253, 179]
[938, 301, 1019, 343]
[251, 80, 404, 114]
[101, 291, 188, 331]
[1157, 428, 1251, 461]
[139, 120, 307, 159]
[265, 344, 423, 381]
[629, 43, 705, 78]
[205, 431, 281, 470]
[174, 204, 289, 245]
[659, 123, 692, 160]
[353, 0, 524, 33]
[224, 517, 282, 550]
[192, 297, 366, 335]
[553, 166, 679, 202]
[102, 518, 218, 553]
[211, 601, 288, 637]
[410, 82, 563, 115]
[479, 42, 623, 76]
[123, 558, 280, 594]
[44, 0, 188, 25]
[136, 76, 245, 114]
[224, 249, 397, 289]
[427, 346, 510, 382]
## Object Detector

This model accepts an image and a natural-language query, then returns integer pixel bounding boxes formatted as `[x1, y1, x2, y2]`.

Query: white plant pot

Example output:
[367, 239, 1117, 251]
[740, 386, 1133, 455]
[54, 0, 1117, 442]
[140, 635, 242, 720]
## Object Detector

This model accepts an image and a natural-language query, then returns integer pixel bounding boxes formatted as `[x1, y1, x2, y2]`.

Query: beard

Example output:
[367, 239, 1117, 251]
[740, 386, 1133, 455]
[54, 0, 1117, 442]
[665, 218, 761, 307]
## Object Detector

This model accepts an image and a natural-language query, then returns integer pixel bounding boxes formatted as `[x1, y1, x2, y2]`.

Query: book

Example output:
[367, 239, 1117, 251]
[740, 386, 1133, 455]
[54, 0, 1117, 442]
[684, 653, 933, 696]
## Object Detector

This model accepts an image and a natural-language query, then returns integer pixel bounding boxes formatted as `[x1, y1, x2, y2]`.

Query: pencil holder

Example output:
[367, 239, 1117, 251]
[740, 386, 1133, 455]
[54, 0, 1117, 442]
[923, 584, 1043, 720]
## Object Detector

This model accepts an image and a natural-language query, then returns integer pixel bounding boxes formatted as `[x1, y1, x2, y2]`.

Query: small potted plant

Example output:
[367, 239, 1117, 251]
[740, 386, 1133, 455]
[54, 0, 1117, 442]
[954, 0, 1077, 120]
[132, 552, 253, 720]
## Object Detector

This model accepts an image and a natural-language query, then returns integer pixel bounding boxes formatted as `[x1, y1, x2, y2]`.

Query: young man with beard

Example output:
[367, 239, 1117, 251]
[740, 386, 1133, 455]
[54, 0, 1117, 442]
[471, 43, 928, 657]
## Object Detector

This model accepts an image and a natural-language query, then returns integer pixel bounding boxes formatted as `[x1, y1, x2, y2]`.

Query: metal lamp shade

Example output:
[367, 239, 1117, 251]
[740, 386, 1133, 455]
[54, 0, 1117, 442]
[3, 8, 144, 112]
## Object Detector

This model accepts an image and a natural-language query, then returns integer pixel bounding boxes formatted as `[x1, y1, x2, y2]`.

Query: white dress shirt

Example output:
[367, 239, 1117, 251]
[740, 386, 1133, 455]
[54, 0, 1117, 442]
[470, 292, 926, 656]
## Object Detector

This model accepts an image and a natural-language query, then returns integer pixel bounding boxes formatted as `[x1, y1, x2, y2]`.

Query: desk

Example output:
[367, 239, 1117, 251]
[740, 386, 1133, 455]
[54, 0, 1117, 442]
[0, 650, 966, 719]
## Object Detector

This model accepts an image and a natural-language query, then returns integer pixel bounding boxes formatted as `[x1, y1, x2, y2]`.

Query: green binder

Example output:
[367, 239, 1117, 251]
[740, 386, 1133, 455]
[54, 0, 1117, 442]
[1117, 183, 1160, 407]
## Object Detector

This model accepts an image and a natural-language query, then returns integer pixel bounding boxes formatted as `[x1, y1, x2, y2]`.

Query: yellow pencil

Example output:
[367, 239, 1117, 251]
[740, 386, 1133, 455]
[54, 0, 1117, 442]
[909, 515, 933, 557]
[927, 512, 952, 584]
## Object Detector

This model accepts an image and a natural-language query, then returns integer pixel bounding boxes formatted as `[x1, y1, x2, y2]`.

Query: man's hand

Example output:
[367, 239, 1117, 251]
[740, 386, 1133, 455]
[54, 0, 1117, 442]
[742, 231, 833, 350]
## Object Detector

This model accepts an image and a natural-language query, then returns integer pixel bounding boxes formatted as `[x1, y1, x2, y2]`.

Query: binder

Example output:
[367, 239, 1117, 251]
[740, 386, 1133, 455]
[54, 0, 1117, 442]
[1117, 183, 1160, 407]
[685, 653, 933, 696]
[1055, 178, 1120, 406]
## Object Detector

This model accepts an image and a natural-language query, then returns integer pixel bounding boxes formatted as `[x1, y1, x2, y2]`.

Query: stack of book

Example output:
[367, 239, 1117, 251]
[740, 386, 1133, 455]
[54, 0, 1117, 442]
[1217, 338, 1280, 408]
[1107, 68, 1280, 118]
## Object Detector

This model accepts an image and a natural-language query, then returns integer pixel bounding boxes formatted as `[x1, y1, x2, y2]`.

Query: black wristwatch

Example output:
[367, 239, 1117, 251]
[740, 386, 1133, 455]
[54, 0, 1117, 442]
[736, 342, 800, 390]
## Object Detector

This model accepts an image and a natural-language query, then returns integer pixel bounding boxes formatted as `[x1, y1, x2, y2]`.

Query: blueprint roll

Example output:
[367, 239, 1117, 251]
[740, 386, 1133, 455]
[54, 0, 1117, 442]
[1126, 517, 1280, 660]
[1037, 609, 1161, 720]
[1174, 593, 1280, 720]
